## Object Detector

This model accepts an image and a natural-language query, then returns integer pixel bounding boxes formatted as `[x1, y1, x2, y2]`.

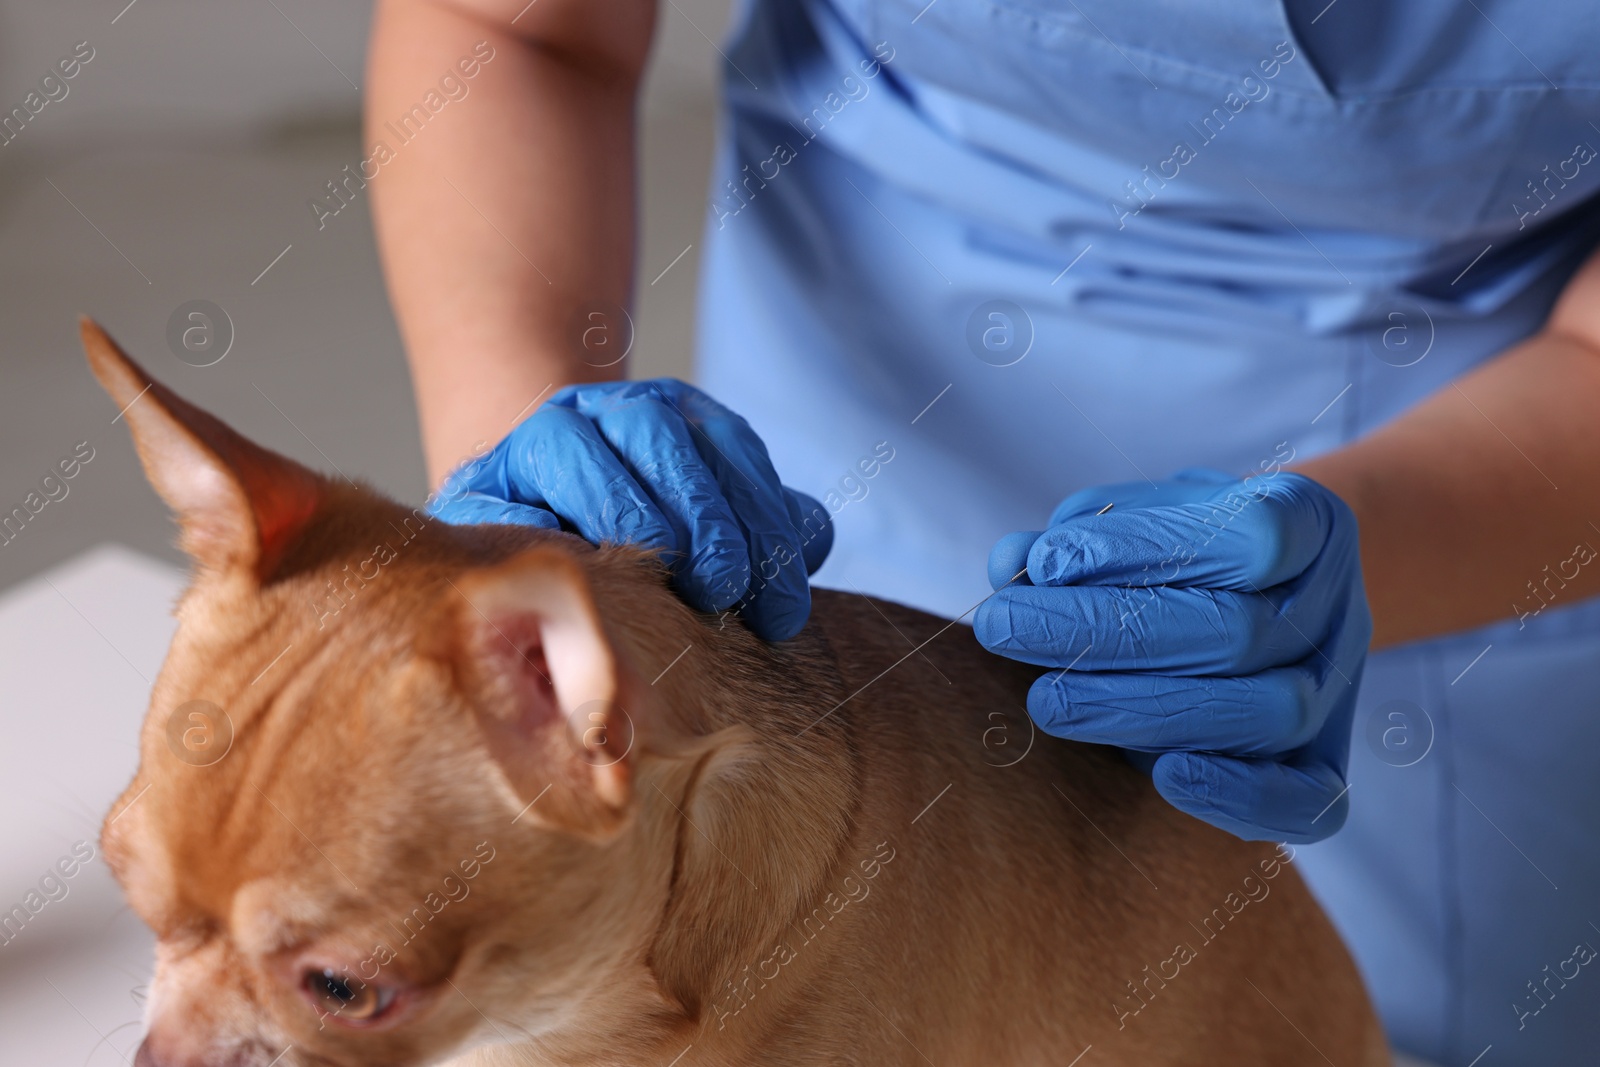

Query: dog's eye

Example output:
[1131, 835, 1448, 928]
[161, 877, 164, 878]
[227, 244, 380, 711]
[304, 968, 396, 1024]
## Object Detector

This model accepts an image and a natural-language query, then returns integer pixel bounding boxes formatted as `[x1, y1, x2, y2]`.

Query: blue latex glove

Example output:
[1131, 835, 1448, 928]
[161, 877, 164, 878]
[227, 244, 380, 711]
[974, 469, 1372, 843]
[430, 379, 833, 641]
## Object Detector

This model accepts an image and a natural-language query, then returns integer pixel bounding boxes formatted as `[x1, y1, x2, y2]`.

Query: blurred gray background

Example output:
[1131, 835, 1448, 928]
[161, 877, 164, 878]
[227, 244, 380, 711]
[0, 2, 729, 1061]
[0, 0, 728, 592]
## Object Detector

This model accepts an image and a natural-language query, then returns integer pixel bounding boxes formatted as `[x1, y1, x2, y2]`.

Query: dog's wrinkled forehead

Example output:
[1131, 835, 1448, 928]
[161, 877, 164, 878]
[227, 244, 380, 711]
[107, 570, 462, 933]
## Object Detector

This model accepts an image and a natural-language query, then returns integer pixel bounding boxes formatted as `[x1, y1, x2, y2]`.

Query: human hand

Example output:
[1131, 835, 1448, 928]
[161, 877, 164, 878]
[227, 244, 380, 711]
[431, 379, 832, 641]
[974, 469, 1371, 843]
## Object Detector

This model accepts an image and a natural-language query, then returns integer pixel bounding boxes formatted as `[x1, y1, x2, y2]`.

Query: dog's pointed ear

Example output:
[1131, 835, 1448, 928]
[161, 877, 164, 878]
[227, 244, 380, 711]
[80, 317, 324, 580]
[446, 545, 635, 839]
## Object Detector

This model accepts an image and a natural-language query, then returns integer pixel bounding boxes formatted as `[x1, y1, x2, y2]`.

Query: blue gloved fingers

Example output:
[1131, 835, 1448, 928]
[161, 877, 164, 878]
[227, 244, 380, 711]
[973, 583, 1313, 674]
[988, 529, 1044, 591]
[1048, 469, 1232, 525]
[1025, 664, 1321, 756]
[991, 466, 1272, 589]
[692, 411, 812, 640]
[599, 380, 811, 637]
[642, 385, 811, 641]
[498, 404, 680, 553]
[1150, 748, 1349, 844]
[555, 380, 816, 627]
[784, 488, 835, 576]
[428, 491, 564, 530]
[1029, 477, 1334, 592]
[584, 394, 751, 613]
[1003, 470, 1366, 844]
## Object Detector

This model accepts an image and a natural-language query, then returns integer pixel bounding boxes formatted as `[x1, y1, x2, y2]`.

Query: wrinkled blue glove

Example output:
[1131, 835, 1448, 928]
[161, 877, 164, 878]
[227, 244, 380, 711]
[974, 468, 1372, 843]
[430, 379, 832, 641]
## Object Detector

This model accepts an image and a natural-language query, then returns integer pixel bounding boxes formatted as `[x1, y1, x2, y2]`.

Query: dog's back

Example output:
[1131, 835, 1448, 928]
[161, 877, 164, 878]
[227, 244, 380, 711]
[782, 590, 1389, 1066]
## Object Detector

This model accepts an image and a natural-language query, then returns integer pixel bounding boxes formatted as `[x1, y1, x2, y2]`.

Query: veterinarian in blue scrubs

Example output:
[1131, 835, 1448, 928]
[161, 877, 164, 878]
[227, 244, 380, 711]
[376, 0, 1600, 1062]
[683, 8, 1600, 1058]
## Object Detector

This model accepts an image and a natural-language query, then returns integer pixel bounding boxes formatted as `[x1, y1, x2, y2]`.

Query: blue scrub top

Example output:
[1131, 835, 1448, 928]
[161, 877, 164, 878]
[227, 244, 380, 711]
[693, 1, 1600, 1062]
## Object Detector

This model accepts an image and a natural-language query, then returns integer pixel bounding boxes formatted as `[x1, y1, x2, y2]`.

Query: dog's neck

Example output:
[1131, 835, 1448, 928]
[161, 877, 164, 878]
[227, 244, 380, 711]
[556, 557, 864, 1062]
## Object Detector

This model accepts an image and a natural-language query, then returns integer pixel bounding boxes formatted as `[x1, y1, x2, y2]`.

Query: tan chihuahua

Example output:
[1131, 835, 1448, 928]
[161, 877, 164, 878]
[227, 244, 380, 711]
[83, 319, 1387, 1067]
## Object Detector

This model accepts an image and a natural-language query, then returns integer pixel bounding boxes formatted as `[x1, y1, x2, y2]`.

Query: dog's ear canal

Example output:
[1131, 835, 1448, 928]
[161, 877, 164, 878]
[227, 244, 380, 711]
[447, 546, 635, 839]
[79, 317, 324, 581]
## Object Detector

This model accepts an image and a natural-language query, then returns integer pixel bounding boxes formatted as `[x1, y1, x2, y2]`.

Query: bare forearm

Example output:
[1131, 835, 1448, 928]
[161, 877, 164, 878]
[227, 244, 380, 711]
[366, 0, 655, 484]
[1298, 251, 1600, 648]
